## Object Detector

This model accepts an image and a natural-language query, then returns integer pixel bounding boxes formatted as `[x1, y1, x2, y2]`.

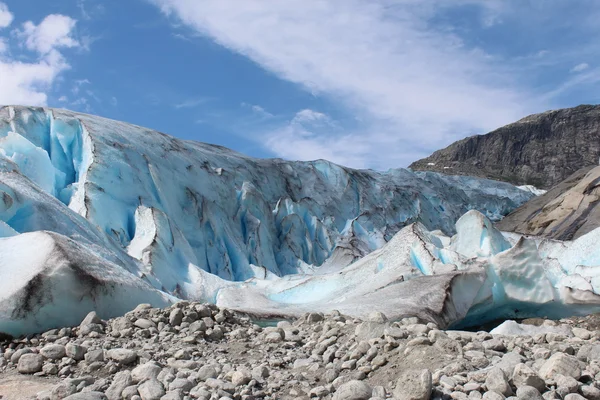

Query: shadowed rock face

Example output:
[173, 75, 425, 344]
[497, 166, 600, 240]
[410, 105, 600, 189]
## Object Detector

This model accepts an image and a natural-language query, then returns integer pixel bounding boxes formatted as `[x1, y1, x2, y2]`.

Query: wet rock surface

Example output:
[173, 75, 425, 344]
[1, 304, 600, 400]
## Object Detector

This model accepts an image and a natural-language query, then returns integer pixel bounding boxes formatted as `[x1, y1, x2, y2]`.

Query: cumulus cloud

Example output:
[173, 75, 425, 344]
[16, 14, 79, 55]
[0, 2, 13, 29]
[0, 7, 80, 106]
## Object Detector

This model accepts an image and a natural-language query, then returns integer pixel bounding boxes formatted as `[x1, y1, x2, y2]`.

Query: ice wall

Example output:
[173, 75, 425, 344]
[0, 106, 533, 289]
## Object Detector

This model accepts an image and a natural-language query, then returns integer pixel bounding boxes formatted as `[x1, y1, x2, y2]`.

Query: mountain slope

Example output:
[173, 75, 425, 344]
[410, 105, 600, 188]
[497, 165, 600, 240]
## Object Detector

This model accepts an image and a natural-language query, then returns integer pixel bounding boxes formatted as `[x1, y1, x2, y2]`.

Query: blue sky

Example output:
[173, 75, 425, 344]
[1, 1, 599, 169]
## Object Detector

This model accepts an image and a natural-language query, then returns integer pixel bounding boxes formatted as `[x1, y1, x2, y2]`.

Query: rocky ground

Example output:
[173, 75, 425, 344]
[1, 303, 600, 400]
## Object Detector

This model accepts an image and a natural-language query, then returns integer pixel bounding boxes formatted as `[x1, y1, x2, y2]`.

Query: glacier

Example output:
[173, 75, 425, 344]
[210, 210, 600, 331]
[0, 105, 584, 336]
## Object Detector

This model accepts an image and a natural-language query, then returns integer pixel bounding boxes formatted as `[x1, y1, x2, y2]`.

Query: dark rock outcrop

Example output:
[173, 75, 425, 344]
[496, 166, 600, 240]
[410, 105, 600, 189]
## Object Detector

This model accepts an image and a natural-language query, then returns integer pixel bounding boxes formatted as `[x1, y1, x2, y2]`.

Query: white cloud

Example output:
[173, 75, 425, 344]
[571, 63, 590, 73]
[241, 102, 274, 119]
[70, 96, 91, 112]
[17, 14, 79, 55]
[71, 78, 90, 95]
[0, 9, 81, 106]
[0, 2, 13, 29]
[293, 109, 328, 124]
[150, 0, 543, 167]
[265, 110, 372, 167]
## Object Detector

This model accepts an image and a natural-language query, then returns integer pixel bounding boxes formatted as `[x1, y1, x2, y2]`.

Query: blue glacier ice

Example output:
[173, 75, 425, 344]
[215, 210, 600, 329]
[0, 105, 579, 335]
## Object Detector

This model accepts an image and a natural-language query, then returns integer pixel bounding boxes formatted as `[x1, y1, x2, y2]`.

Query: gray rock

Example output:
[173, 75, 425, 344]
[66, 343, 86, 361]
[482, 392, 504, 400]
[555, 374, 579, 397]
[577, 344, 600, 362]
[106, 370, 133, 400]
[251, 365, 269, 380]
[368, 311, 388, 323]
[10, 347, 32, 364]
[332, 380, 372, 400]
[79, 323, 104, 336]
[265, 332, 283, 343]
[122, 385, 140, 399]
[17, 353, 43, 374]
[512, 363, 545, 392]
[196, 365, 218, 381]
[582, 385, 600, 400]
[63, 392, 107, 400]
[516, 386, 543, 400]
[306, 312, 324, 323]
[188, 320, 206, 333]
[485, 367, 513, 397]
[483, 339, 506, 352]
[572, 327, 591, 339]
[42, 363, 58, 375]
[40, 344, 66, 360]
[355, 321, 386, 340]
[231, 369, 251, 386]
[393, 369, 432, 400]
[539, 353, 581, 380]
[107, 348, 137, 365]
[132, 361, 162, 383]
[194, 304, 212, 318]
[169, 308, 184, 326]
[310, 386, 330, 397]
[167, 359, 198, 370]
[80, 311, 102, 327]
[85, 349, 104, 363]
[135, 319, 156, 329]
[138, 379, 166, 400]
[161, 390, 184, 400]
[564, 395, 586, 400]
[168, 378, 194, 392]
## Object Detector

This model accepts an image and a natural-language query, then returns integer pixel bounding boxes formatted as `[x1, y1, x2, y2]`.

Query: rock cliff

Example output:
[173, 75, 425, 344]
[410, 105, 600, 189]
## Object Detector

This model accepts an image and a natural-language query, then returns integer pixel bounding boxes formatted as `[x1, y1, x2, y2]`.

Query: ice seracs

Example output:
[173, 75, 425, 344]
[214, 210, 600, 329]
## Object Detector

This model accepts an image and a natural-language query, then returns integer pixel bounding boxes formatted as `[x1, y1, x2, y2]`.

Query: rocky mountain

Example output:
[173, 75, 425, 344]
[410, 105, 600, 189]
[497, 165, 600, 240]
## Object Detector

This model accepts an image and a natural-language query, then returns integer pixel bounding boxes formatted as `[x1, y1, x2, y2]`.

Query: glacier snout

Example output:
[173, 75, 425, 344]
[1, 105, 576, 336]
